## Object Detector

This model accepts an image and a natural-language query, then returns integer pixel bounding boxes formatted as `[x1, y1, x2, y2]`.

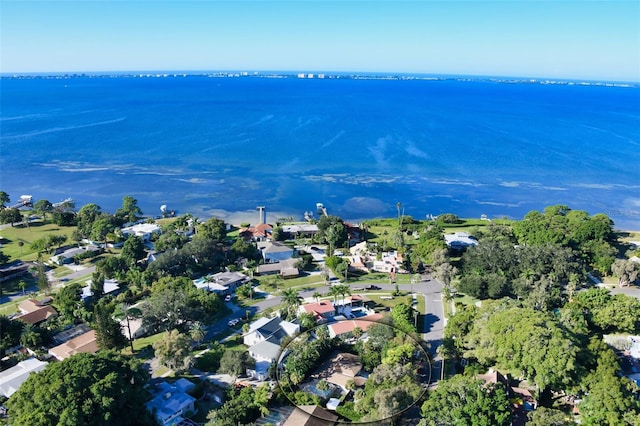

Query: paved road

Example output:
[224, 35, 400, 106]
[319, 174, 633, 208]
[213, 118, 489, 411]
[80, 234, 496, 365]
[205, 274, 446, 383]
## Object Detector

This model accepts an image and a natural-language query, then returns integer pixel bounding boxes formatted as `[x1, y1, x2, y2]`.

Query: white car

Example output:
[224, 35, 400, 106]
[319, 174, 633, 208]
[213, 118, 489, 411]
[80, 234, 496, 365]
[227, 318, 240, 327]
[224, 294, 232, 302]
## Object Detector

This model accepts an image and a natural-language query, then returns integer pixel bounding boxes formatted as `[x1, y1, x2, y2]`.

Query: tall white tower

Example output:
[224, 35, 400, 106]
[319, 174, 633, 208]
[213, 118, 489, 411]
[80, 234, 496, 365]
[257, 206, 266, 225]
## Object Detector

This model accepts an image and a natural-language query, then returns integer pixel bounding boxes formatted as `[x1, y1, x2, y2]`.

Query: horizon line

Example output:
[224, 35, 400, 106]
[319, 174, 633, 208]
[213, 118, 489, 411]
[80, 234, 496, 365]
[1, 69, 638, 85]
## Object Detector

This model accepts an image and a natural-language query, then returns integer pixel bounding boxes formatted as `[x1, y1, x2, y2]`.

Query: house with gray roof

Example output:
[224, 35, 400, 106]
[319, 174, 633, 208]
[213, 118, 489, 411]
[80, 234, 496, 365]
[146, 379, 196, 426]
[244, 316, 299, 381]
[0, 358, 48, 398]
[258, 241, 295, 263]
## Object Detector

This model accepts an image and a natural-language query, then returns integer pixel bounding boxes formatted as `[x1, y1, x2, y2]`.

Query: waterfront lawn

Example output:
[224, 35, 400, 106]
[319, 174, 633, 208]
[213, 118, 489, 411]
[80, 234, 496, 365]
[0, 220, 78, 261]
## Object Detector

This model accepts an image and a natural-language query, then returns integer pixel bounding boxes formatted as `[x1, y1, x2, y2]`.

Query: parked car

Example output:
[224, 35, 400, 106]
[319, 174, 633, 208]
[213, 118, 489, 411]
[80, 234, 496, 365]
[366, 285, 381, 290]
[224, 294, 232, 302]
[227, 318, 240, 327]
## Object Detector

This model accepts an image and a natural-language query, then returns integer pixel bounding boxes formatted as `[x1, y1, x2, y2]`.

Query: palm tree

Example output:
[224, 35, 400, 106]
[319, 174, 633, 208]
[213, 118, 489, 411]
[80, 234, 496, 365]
[282, 288, 301, 318]
[313, 291, 322, 303]
[190, 321, 206, 347]
[20, 323, 39, 348]
[336, 284, 351, 308]
[328, 285, 341, 307]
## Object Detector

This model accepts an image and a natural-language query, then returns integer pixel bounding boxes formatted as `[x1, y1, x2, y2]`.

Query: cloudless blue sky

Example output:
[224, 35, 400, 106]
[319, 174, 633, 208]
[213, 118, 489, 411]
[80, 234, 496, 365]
[1, 0, 638, 81]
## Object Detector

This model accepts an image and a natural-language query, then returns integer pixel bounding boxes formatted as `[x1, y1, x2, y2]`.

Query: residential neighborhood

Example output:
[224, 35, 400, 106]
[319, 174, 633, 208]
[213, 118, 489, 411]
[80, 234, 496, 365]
[0, 196, 639, 425]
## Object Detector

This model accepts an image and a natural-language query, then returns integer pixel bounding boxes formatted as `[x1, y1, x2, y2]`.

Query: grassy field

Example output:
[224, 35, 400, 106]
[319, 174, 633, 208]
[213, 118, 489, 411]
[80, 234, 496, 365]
[0, 220, 79, 261]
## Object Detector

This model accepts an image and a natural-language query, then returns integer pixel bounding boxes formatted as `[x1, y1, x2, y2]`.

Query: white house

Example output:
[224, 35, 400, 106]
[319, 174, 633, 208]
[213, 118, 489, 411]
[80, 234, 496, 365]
[243, 316, 299, 347]
[192, 271, 251, 294]
[444, 232, 478, 249]
[81, 278, 120, 301]
[49, 245, 100, 265]
[244, 316, 299, 381]
[121, 223, 162, 242]
[146, 379, 196, 426]
[0, 358, 48, 398]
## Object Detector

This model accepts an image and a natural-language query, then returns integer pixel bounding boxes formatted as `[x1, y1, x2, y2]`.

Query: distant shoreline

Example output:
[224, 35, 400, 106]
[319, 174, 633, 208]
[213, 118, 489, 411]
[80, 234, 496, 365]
[1, 71, 638, 87]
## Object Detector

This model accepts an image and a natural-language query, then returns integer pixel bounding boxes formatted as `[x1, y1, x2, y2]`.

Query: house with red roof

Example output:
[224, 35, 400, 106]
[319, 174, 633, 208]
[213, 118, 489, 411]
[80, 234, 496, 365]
[298, 300, 336, 323]
[238, 223, 273, 241]
[327, 315, 384, 338]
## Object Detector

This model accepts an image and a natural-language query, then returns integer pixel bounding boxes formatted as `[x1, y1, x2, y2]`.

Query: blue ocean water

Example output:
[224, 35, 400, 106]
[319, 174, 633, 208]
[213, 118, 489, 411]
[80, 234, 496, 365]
[1, 75, 639, 229]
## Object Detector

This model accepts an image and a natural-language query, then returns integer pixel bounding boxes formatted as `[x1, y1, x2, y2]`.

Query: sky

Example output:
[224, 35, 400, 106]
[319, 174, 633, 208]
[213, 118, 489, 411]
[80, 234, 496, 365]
[1, 0, 639, 81]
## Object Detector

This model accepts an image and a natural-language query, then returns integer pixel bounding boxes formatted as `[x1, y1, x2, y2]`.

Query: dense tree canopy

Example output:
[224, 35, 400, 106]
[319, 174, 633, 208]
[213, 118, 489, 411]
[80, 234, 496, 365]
[419, 374, 511, 426]
[464, 304, 582, 392]
[7, 352, 155, 426]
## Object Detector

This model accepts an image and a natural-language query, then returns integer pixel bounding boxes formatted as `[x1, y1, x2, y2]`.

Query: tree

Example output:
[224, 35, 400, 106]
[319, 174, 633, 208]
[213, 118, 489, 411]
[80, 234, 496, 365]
[53, 282, 83, 319]
[298, 312, 317, 330]
[77, 203, 102, 237]
[93, 302, 127, 351]
[90, 217, 115, 246]
[282, 288, 301, 318]
[116, 195, 142, 223]
[391, 302, 416, 334]
[317, 215, 347, 254]
[1, 315, 24, 355]
[611, 258, 640, 287]
[0, 191, 9, 208]
[20, 322, 42, 348]
[465, 305, 582, 393]
[35, 260, 50, 293]
[142, 288, 192, 333]
[33, 199, 53, 220]
[121, 235, 146, 265]
[90, 271, 105, 300]
[6, 352, 155, 426]
[196, 217, 227, 242]
[527, 407, 573, 426]
[190, 321, 206, 346]
[0, 208, 23, 226]
[419, 374, 511, 426]
[219, 349, 253, 380]
[153, 329, 193, 372]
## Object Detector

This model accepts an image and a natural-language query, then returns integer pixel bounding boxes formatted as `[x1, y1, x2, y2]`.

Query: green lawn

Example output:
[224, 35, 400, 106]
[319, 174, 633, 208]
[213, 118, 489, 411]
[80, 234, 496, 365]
[451, 292, 481, 308]
[0, 220, 79, 261]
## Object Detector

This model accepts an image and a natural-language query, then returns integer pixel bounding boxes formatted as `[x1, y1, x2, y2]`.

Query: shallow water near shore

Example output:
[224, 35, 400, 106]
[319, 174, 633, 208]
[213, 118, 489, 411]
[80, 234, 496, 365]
[1, 75, 639, 228]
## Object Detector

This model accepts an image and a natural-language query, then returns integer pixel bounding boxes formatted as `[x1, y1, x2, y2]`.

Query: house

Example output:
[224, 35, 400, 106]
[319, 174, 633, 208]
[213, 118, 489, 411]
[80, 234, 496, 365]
[49, 245, 100, 265]
[283, 405, 338, 426]
[238, 223, 273, 241]
[121, 222, 162, 242]
[299, 301, 336, 323]
[258, 241, 295, 263]
[146, 379, 196, 426]
[81, 278, 120, 301]
[327, 315, 384, 339]
[347, 255, 369, 273]
[256, 258, 299, 277]
[193, 271, 251, 294]
[243, 316, 299, 347]
[372, 250, 405, 274]
[14, 298, 57, 325]
[281, 224, 319, 239]
[444, 232, 478, 250]
[0, 358, 48, 398]
[314, 352, 367, 393]
[247, 339, 282, 381]
[48, 329, 98, 360]
[0, 260, 30, 283]
[477, 369, 537, 413]
[244, 316, 299, 380]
